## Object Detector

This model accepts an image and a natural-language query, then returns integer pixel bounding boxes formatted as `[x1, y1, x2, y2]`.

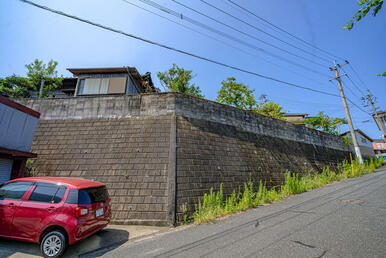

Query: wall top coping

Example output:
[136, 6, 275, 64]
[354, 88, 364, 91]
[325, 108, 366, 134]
[16, 92, 347, 150]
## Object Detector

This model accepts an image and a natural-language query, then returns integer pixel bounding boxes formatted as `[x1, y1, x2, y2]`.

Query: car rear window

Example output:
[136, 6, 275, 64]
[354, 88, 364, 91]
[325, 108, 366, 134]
[65, 186, 108, 204]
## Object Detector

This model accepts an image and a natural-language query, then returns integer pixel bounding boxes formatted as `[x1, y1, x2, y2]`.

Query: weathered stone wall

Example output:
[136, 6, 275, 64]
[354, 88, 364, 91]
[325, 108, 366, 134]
[18, 94, 175, 226]
[30, 117, 171, 225]
[19, 94, 175, 120]
[175, 94, 346, 151]
[173, 94, 350, 222]
[175, 117, 350, 221]
[18, 93, 351, 226]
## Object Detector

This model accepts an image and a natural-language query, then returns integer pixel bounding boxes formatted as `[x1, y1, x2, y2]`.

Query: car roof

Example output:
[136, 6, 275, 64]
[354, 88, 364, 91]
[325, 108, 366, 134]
[11, 177, 105, 189]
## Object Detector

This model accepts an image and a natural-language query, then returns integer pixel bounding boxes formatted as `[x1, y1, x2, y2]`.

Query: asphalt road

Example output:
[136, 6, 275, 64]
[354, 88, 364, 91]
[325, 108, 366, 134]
[92, 166, 386, 258]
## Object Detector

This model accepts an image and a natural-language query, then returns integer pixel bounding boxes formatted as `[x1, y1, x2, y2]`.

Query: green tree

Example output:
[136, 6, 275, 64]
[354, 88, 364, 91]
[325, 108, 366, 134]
[254, 102, 285, 120]
[216, 78, 285, 120]
[377, 72, 386, 77]
[216, 77, 256, 109]
[0, 75, 33, 99]
[344, 0, 384, 76]
[157, 64, 204, 98]
[25, 59, 63, 97]
[305, 111, 348, 135]
[344, 0, 383, 30]
[0, 59, 62, 98]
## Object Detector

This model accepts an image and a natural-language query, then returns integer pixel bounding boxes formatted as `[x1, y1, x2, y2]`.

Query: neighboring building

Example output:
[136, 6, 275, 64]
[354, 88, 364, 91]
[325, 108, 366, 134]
[283, 113, 309, 126]
[373, 110, 386, 139]
[340, 129, 375, 159]
[373, 139, 386, 159]
[29, 67, 159, 98]
[0, 96, 39, 184]
[70, 67, 158, 96]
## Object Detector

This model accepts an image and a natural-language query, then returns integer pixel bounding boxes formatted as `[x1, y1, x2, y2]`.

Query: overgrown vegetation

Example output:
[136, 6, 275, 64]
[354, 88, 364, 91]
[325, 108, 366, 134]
[343, 135, 353, 147]
[157, 64, 204, 98]
[216, 77, 285, 120]
[304, 111, 347, 135]
[24, 159, 34, 177]
[186, 157, 384, 224]
[0, 59, 63, 99]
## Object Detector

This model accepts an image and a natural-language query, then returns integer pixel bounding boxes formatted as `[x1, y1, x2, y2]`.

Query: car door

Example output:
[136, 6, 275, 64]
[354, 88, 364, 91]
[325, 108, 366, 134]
[0, 181, 33, 237]
[12, 182, 66, 241]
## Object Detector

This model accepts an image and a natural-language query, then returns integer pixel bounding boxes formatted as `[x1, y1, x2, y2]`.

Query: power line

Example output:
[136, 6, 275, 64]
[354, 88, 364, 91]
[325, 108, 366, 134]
[121, 0, 268, 62]
[341, 67, 367, 96]
[347, 64, 369, 93]
[121, 0, 332, 86]
[338, 81, 371, 115]
[21, 0, 368, 117]
[135, 0, 331, 78]
[173, 0, 331, 64]
[340, 77, 363, 101]
[225, 0, 346, 62]
[273, 96, 346, 108]
[19, 0, 340, 98]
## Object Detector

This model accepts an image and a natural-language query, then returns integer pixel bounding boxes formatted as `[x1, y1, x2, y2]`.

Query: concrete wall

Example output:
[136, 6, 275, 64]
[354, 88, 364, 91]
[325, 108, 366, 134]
[175, 94, 346, 151]
[18, 94, 175, 226]
[18, 93, 351, 225]
[173, 95, 350, 221]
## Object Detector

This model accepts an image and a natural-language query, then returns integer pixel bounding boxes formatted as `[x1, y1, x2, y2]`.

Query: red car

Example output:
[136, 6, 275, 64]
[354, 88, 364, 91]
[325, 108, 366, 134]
[0, 177, 111, 258]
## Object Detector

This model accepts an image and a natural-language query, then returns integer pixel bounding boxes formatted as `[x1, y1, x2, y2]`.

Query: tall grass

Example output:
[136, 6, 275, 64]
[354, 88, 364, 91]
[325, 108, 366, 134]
[190, 157, 384, 224]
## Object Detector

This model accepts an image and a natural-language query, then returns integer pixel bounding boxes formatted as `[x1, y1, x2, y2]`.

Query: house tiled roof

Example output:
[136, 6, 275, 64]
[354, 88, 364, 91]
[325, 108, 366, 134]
[340, 129, 373, 142]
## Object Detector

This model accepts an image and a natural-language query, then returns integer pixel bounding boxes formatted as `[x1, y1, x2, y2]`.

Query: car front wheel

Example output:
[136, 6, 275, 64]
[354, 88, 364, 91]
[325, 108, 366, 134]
[40, 230, 67, 258]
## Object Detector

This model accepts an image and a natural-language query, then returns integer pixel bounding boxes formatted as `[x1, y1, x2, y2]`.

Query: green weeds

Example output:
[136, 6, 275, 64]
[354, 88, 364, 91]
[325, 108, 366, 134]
[190, 157, 384, 224]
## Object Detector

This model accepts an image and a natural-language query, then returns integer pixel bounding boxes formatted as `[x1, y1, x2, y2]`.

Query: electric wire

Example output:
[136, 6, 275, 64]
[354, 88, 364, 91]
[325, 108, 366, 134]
[328, 80, 371, 115]
[273, 97, 345, 108]
[19, 0, 339, 97]
[135, 0, 332, 78]
[121, 0, 332, 86]
[341, 67, 367, 96]
[173, 0, 331, 64]
[226, 0, 346, 62]
[19, 0, 369, 116]
[121, 0, 267, 62]
[347, 64, 369, 94]
[340, 77, 363, 101]
[348, 64, 368, 88]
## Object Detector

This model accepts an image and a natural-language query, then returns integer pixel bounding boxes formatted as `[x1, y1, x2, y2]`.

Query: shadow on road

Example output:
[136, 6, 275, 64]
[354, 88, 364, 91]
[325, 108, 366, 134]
[0, 228, 129, 258]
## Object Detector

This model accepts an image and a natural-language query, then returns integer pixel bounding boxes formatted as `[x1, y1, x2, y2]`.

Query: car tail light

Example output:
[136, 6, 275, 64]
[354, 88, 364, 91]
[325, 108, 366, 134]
[75, 207, 88, 217]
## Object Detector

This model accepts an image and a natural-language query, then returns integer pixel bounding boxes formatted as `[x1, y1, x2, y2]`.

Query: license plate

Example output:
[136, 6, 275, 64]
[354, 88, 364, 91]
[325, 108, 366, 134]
[96, 208, 104, 217]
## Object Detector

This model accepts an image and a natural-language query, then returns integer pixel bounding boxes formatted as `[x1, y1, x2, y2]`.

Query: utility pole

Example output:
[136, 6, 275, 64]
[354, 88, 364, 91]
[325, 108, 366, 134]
[366, 92, 385, 138]
[39, 79, 45, 98]
[329, 61, 363, 164]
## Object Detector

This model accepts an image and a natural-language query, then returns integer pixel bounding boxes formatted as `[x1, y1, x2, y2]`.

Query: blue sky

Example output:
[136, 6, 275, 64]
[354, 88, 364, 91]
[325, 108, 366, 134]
[0, 0, 385, 138]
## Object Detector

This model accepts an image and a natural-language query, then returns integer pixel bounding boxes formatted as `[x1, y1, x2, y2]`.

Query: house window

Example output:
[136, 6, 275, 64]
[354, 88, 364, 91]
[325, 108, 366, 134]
[108, 77, 127, 94]
[77, 77, 127, 95]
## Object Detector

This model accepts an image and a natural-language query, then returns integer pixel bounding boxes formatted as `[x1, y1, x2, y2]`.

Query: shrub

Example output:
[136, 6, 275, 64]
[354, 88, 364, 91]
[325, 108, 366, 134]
[190, 157, 384, 224]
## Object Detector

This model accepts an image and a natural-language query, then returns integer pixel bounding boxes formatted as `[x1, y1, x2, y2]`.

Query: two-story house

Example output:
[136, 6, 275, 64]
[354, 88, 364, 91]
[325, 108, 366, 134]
[32, 67, 159, 97]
